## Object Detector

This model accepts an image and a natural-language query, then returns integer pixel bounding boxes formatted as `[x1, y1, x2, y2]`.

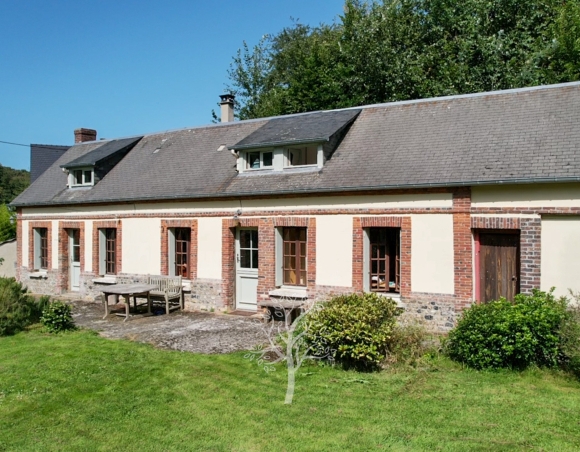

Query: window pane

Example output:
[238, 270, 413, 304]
[84, 170, 92, 184]
[240, 250, 251, 268]
[298, 228, 306, 241]
[287, 148, 304, 166]
[240, 230, 251, 248]
[300, 242, 306, 257]
[305, 146, 317, 165]
[251, 230, 258, 248]
[248, 152, 260, 169]
[252, 250, 259, 269]
[73, 170, 82, 185]
[262, 152, 273, 167]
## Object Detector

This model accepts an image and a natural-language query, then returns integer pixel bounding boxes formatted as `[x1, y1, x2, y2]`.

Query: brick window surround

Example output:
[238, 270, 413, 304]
[57, 221, 85, 292]
[352, 216, 411, 296]
[160, 219, 198, 280]
[471, 216, 540, 297]
[92, 220, 122, 275]
[28, 221, 52, 271]
[221, 217, 316, 308]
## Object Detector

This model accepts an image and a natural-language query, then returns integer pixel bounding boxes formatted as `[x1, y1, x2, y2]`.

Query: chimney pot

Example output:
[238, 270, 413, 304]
[74, 128, 97, 143]
[219, 94, 235, 123]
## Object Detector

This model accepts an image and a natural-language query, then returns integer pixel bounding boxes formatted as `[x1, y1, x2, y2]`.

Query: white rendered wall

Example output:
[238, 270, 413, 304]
[51, 220, 58, 270]
[121, 218, 161, 275]
[411, 214, 454, 294]
[21, 220, 29, 267]
[541, 217, 580, 298]
[197, 217, 223, 279]
[316, 215, 353, 287]
[472, 183, 580, 208]
[84, 220, 93, 272]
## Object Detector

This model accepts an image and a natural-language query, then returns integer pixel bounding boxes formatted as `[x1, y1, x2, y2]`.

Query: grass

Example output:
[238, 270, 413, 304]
[1, 329, 580, 451]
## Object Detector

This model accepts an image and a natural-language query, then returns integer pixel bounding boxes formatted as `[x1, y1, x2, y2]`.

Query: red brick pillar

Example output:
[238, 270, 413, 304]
[453, 188, 473, 309]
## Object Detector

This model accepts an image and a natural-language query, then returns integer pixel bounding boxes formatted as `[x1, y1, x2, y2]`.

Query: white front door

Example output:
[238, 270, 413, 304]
[69, 229, 81, 292]
[236, 228, 258, 311]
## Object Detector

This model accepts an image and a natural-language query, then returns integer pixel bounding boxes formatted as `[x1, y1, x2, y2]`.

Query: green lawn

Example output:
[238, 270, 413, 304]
[1, 329, 580, 451]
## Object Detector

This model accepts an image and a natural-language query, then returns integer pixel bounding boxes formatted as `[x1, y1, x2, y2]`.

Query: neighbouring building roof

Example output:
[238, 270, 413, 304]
[30, 144, 70, 183]
[11, 81, 580, 207]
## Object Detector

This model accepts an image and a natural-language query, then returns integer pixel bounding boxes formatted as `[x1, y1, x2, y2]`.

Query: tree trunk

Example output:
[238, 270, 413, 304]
[285, 338, 296, 404]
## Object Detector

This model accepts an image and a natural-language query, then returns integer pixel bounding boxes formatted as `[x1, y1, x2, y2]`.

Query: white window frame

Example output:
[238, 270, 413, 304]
[98, 228, 117, 276]
[245, 150, 274, 171]
[284, 145, 323, 169]
[68, 167, 94, 187]
[33, 227, 48, 270]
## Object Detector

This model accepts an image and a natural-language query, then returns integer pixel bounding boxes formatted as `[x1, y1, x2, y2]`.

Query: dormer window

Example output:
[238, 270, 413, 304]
[69, 167, 94, 187]
[247, 151, 273, 170]
[286, 145, 318, 167]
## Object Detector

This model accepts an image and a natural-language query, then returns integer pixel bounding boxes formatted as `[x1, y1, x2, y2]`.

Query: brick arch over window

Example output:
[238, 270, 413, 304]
[352, 216, 411, 296]
[471, 216, 540, 295]
[92, 220, 122, 275]
[160, 219, 198, 280]
[28, 221, 52, 271]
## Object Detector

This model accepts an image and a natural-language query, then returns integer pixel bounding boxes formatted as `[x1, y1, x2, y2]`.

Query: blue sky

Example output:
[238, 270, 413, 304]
[0, 0, 343, 170]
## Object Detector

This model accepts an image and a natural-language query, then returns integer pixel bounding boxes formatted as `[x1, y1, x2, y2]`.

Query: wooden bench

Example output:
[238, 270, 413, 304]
[147, 275, 184, 315]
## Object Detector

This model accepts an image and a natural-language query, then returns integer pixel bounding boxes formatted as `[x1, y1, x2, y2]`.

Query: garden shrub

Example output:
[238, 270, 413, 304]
[386, 322, 432, 367]
[305, 292, 400, 370]
[446, 289, 568, 370]
[41, 301, 76, 333]
[558, 292, 580, 377]
[0, 277, 47, 336]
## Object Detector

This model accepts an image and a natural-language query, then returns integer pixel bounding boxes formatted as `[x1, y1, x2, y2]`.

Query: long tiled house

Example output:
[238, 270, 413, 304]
[11, 83, 580, 331]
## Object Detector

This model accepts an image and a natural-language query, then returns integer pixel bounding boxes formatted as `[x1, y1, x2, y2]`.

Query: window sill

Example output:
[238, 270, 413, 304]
[29, 271, 48, 279]
[93, 276, 117, 285]
[269, 287, 308, 299]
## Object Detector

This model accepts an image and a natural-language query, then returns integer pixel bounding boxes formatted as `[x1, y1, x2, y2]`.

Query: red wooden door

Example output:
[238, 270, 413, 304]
[479, 233, 520, 302]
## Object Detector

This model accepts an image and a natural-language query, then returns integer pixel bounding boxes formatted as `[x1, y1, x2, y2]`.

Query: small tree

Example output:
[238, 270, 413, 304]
[245, 298, 334, 404]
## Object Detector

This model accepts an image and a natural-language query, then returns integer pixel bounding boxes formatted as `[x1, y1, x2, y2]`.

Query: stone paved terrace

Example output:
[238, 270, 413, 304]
[69, 299, 266, 354]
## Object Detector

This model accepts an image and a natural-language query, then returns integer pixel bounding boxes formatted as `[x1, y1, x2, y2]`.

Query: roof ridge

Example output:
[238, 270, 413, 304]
[340, 81, 580, 112]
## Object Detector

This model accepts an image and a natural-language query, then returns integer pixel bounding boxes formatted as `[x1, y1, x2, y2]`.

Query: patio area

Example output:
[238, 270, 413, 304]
[70, 299, 266, 354]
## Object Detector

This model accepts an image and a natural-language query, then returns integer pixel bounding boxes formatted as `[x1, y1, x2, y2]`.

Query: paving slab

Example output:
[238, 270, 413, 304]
[70, 299, 266, 354]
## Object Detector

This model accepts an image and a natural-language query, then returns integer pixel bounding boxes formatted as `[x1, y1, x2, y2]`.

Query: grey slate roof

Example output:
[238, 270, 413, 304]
[30, 144, 70, 183]
[231, 109, 361, 150]
[60, 137, 142, 168]
[11, 82, 580, 207]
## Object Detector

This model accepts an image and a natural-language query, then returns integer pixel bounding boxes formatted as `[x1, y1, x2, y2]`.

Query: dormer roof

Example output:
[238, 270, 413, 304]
[230, 109, 361, 150]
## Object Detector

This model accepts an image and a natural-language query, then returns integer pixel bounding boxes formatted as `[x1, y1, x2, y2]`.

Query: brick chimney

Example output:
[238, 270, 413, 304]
[219, 94, 235, 122]
[74, 128, 97, 143]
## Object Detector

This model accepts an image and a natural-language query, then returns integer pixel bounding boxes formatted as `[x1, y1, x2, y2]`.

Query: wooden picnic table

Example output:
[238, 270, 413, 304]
[101, 283, 158, 322]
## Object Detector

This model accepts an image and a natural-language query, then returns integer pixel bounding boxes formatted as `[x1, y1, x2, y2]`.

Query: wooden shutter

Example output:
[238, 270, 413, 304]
[363, 228, 370, 292]
[168, 228, 176, 277]
[98, 229, 106, 275]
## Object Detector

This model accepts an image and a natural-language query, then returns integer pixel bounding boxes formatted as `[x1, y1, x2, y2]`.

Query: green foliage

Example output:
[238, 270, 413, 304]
[40, 301, 76, 333]
[0, 164, 30, 204]
[386, 322, 434, 367]
[0, 277, 47, 336]
[558, 291, 580, 378]
[305, 292, 400, 370]
[0, 204, 16, 242]
[446, 289, 569, 370]
[225, 0, 580, 120]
